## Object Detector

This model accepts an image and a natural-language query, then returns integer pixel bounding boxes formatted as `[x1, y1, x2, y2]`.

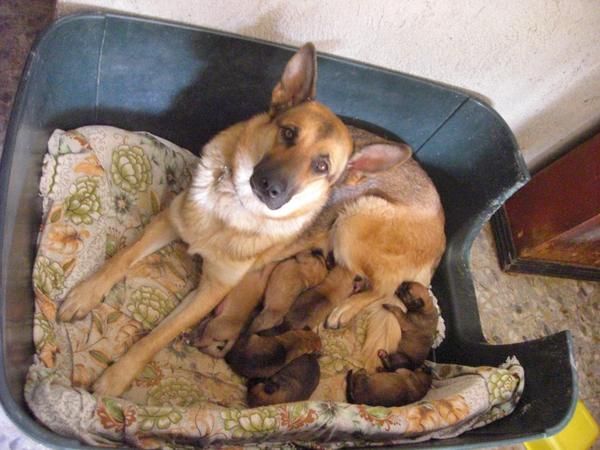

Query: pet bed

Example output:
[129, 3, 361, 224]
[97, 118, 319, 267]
[26, 126, 524, 448]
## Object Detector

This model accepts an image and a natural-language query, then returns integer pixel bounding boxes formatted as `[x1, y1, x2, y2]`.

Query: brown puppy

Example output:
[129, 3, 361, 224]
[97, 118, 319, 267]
[346, 367, 431, 407]
[251, 250, 372, 333]
[247, 354, 320, 407]
[56, 43, 353, 396]
[280, 265, 369, 331]
[378, 281, 439, 371]
[225, 329, 321, 379]
[250, 249, 329, 333]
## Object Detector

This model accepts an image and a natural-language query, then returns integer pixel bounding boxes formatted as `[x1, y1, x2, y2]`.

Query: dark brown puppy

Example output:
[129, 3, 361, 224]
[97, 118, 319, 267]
[346, 367, 431, 407]
[378, 281, 439, 371]
[247, 354, 320, 407]
[225, 329, 321, 379]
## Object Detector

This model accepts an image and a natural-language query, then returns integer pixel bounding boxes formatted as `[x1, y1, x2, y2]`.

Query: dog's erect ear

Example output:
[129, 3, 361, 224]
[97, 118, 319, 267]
[348, 143, 412, 173]
[270, 43, 317, 115]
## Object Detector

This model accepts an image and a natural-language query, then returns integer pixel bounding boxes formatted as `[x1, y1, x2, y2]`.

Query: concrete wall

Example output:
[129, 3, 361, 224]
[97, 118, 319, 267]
[58, 0, 600, 170]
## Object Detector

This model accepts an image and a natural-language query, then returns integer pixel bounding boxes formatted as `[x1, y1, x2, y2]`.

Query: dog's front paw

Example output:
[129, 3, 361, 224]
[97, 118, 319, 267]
[92, 359, 136, 397]
[58, 274, 111, 322]
[325, 304, 355, 329]
[58, 283, 102, 322]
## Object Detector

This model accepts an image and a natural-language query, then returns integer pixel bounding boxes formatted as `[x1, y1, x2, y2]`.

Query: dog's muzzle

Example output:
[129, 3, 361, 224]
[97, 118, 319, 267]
[250, 161, 293, 210]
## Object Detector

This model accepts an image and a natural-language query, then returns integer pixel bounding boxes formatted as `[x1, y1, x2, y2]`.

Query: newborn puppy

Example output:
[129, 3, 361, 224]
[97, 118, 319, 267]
[379, 281, 439, 371]
[346, 367, 431, 407]
[278, 265, 369, 331]
[225, 329, 321, 379]
[250, 249, 329, 333]
[247, 354, 320, 407]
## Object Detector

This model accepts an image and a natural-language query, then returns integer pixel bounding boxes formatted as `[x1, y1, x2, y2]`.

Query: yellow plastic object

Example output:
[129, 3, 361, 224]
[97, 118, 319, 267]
[525, 400, 599, 450]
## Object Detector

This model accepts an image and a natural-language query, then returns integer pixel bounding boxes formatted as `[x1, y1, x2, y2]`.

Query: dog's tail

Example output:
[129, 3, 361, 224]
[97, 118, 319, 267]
[361, 301, 402, 373]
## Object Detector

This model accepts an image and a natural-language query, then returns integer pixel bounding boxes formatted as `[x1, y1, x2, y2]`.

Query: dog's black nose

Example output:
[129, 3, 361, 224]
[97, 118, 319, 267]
[251, 169, 291, 210]
[262, 177, 283, 199]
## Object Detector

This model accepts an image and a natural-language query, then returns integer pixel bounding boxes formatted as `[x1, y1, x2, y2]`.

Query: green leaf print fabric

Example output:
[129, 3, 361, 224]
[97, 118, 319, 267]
[26, 126, 524, 448]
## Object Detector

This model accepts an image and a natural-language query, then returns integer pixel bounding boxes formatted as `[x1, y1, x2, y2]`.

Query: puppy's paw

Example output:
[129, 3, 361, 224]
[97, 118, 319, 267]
[58, 276, 109, 322]
[325, 304, 355, 329]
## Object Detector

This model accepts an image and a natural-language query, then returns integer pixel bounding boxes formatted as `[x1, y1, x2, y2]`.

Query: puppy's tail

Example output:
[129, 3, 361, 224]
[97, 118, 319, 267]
[361, 302, 402, 373]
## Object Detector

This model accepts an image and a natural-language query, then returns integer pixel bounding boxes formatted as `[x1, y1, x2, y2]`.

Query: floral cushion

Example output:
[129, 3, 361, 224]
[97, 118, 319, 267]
[26, 126, 524, 448]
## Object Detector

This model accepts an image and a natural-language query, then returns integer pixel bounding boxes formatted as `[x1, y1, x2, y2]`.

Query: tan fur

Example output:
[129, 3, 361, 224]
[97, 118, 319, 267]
[56, 43, 353, 397]
[250, 249, 328, 333]
[360, 303, 402, 372]
[325, 154, 446, 329]
[190, 262, 277, 357]
[280, 264, 356, 330]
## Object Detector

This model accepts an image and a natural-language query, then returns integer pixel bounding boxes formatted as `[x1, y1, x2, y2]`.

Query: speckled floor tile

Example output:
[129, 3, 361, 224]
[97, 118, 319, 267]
[472, 222, 600, 430]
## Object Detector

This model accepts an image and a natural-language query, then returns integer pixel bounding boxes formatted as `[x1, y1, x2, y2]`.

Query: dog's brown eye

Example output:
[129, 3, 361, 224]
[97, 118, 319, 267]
[280, 126, 297, 145]
[313, 157, 329, 174]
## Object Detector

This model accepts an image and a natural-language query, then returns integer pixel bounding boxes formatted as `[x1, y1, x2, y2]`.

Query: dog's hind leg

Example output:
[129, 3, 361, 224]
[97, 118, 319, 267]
[58, 210, 178, 322]
[92, 257, 252, 396]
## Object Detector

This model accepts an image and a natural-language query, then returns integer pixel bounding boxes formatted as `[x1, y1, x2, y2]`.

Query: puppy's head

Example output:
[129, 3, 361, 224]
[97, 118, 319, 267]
[395, 281, 429, 312]
[247, 379, 285, 407]
[234, 43, 352, 218]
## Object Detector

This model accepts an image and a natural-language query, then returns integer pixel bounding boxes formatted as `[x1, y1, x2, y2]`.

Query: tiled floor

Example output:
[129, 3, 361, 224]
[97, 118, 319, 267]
[472, 223, 599, 423]
[0, 2, 597, 449]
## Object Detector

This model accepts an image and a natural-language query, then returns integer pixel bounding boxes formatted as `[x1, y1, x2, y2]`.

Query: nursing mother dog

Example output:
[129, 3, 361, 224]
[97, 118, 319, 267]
[57, 43, 353, 397]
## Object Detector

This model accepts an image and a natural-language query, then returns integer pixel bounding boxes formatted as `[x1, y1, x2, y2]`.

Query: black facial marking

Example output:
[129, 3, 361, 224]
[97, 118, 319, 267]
[310, 248, 325, 259]
[326, 251, 336, 270]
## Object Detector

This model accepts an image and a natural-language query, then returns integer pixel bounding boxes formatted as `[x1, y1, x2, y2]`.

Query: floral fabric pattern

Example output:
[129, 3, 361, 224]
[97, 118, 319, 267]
[26, 126, 524, 448]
